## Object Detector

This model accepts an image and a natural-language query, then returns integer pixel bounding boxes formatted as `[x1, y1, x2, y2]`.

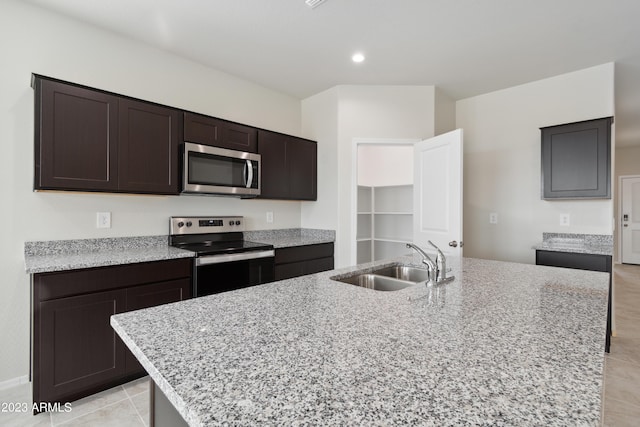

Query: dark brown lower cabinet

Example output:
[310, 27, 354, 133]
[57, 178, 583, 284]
[32, 258, 191, 408]
[274, 243, 334, 281]
[535, 250, 612, 352]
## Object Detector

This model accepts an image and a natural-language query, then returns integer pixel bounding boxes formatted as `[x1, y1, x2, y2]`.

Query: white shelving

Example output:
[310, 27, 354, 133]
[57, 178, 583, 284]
[357, 184, 413, 263]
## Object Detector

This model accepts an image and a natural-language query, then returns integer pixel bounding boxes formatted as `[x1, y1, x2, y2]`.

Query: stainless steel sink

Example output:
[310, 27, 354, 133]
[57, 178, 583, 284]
[330, 264, 430, 291]
[335, 274, 415, 291]
[370, 265, 431, 282]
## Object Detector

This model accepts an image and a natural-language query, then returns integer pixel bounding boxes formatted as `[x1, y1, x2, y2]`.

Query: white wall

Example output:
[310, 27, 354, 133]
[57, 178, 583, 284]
[0, 0, 304, 384]
[357, 145, 414, 187]
[302, 85, 435, 267]
[434, 88, 456, 136]
[457, 63, 615, 264]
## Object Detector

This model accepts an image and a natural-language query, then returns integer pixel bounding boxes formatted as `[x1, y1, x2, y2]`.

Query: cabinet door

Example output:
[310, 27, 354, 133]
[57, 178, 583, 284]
[123, 278, 191, 375]
[35, 78, 118, 191]
[288, 137, 317, 200]
[184, 112, 257, 152]
[118, 99, 181, 194]
[541, 117, 612, 199]
[257, 130, 289, 199]
[36, 290, 126, 404]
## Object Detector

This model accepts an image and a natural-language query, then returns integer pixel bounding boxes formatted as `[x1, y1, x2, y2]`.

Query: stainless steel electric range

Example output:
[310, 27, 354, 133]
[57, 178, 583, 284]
[169, 216, 275, 297]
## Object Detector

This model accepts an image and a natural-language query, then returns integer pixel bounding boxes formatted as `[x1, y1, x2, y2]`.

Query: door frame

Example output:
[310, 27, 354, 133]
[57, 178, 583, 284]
[618, 174, 640, 264]
[350, 138, 421, 265]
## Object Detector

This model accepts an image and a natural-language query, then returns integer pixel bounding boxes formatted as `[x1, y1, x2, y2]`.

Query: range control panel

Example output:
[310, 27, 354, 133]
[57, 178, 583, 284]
[170, 216, 245, 235]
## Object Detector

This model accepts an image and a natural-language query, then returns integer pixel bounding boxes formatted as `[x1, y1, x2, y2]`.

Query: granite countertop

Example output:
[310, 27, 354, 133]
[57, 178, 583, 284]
[111, 255, 609, 426]
[244, 228, 335, 248]
[24, 235, 194, 274]
[532, 232, 613, 256]
[24, 229, 335, 274]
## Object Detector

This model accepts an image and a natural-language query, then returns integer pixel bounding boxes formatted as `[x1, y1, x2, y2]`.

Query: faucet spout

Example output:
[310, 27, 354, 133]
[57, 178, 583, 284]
[406, 243, 436, 282]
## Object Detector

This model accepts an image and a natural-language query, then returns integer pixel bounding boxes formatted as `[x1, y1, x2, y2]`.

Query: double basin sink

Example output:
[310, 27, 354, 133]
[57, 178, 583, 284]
[331, 264, 430, 292]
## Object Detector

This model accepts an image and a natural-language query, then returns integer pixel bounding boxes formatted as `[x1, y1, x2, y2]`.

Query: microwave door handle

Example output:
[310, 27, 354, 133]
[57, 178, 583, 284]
[245, 160, 253, 188]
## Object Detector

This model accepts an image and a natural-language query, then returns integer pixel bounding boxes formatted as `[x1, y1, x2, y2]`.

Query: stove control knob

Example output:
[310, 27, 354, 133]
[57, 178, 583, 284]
[235, 220, 241, 226]
[186, 221, 193, 227]
[229, 220, 234, 226]
[177, 221, 185, 228]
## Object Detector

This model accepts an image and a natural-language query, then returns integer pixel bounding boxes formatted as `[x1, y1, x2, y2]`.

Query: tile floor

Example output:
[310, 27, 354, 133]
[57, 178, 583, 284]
[1, 264, 639, 426]
[602, 263, 640, 426]
[0, 376, 149, 426]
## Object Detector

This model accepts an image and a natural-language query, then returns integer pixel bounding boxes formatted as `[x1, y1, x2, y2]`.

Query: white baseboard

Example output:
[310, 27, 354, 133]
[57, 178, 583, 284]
[0, 375, 29, 391]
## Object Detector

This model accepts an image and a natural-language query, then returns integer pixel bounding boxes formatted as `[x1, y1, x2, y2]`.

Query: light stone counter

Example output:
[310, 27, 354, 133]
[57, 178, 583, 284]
[111, 255, 609, 426]
[24, 236, 194, 274]
[532, 232, 613, 256]
[244, 228, 335, 248]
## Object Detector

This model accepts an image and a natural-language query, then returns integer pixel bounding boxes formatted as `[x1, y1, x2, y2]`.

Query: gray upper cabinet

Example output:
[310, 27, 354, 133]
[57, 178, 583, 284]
[541, 117, 612, 199]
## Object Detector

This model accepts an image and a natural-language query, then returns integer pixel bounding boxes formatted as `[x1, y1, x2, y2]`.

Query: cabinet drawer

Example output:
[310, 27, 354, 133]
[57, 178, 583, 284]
[36, 258, 192, 301]
[274, 256, 334, 281]
[535, 250, 610, 272]
[275, 243, 334, 264]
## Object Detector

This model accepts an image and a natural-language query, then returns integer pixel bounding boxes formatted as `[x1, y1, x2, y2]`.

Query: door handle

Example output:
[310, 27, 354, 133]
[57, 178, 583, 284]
[448, 241, 458, 248]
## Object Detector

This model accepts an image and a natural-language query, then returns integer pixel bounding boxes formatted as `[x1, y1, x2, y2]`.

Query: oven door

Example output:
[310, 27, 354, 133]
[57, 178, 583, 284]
[182, 142, 260, 197]
[194, 251, 274, 297]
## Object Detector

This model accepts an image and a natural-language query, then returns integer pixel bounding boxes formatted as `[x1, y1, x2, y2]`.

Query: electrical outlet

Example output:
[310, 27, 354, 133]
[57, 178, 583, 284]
[266, 211, 274, 224]
[97, 212, 111, 229]
[559, 213, 570, 227]
[489, 212, 498, 224]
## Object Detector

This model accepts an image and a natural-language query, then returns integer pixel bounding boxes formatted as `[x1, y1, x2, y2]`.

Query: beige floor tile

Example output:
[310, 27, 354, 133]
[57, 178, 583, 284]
[123, 376, 149, 398]
[614, 312, 640, 341]
[602, 396, 640, 427]
[604, 357, 640, 408]
[0, 409, 52, 427]
[50, 385, 129, 425]
[130, 390, 150, 426]
[56, 398, 144, 427]
[609, 334, 640, 367]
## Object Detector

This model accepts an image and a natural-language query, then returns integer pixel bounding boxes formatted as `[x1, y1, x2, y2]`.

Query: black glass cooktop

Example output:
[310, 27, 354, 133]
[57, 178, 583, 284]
[173, 239, 273, 257]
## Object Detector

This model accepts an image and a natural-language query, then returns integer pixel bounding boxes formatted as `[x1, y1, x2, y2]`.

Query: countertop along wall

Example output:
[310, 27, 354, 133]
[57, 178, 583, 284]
[457, 63, 615, 264]
[0, 0, 304, 385]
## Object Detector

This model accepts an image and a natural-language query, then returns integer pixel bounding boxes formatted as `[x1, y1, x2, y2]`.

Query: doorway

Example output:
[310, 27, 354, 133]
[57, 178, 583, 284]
[620, 175, 640, 264]
[354, 141, 416, 264]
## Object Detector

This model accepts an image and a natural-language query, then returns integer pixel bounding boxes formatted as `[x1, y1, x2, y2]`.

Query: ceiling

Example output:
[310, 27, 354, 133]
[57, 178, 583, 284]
[24, 0, 640, 147]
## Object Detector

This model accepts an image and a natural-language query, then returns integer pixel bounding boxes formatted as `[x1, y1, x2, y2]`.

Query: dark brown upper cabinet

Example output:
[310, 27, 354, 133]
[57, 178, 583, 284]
[34, 78, 119, 191]
[541, 117, 612, 199]
[118, 99, 181, 194]
[258, 130, 317, 201]
[33, 75, 181, 195]
[183, 112, 257, 153]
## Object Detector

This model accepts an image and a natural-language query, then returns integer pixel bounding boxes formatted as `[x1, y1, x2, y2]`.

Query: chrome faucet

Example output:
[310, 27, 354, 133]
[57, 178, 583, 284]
[427, 240, 448, 282]
[406, 242, 455, 285]
[406, 243, 437, 284]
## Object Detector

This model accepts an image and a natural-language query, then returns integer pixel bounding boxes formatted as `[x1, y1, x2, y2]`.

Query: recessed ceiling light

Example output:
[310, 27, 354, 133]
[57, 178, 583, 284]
[352, 52, 365, 63]
[305, 0, 328, 9]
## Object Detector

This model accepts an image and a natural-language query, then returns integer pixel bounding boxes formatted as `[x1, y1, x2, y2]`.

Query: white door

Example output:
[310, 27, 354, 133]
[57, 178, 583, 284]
[413, 129, 463, 255]
[621, 176, 640, 264]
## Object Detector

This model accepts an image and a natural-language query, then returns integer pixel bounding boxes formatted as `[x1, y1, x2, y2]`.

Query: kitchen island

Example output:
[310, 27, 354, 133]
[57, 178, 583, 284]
[111, 255, 609, 426]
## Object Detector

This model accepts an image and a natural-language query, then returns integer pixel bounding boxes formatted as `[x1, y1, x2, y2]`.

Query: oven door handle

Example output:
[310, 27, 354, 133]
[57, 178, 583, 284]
[196, 250, 274, 266]
[245, 160, 254, 188]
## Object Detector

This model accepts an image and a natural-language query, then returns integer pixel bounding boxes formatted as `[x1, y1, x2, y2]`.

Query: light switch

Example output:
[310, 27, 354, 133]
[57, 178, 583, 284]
[559, 213, 570, 227]
[266, 211, 274, 223]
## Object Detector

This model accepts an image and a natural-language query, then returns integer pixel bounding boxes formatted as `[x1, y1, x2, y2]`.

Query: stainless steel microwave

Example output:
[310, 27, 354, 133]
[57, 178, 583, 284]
[182, 142, 261, 197]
